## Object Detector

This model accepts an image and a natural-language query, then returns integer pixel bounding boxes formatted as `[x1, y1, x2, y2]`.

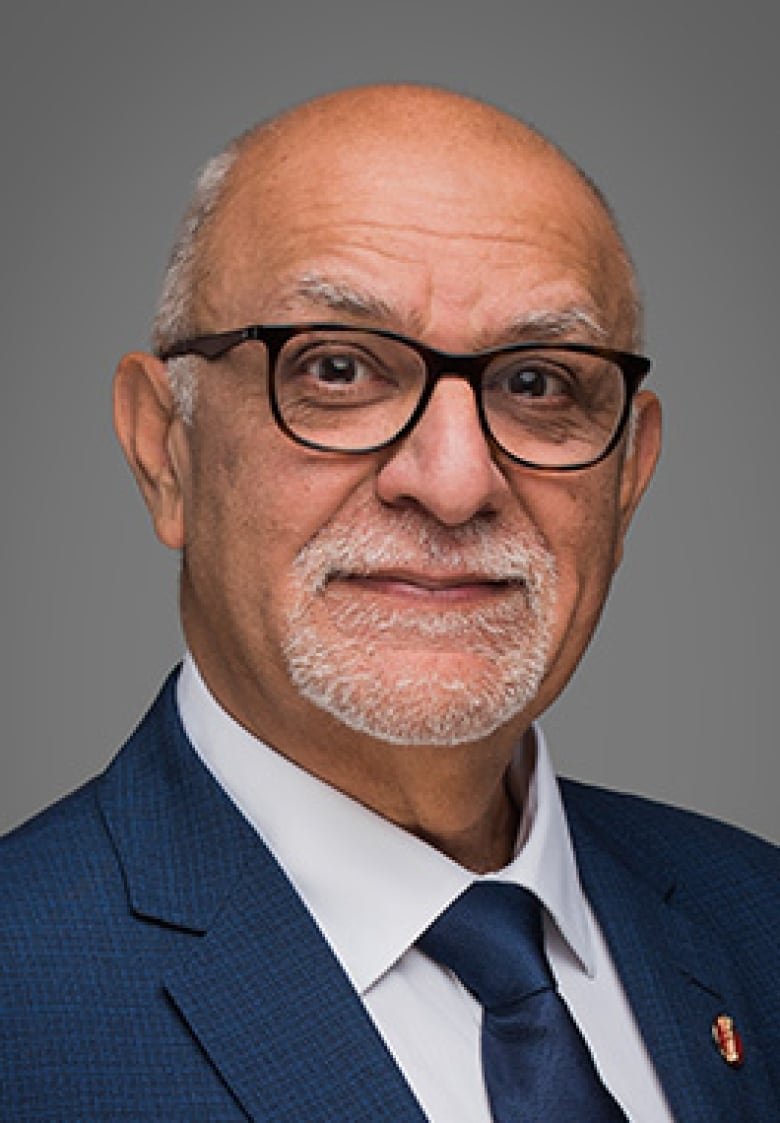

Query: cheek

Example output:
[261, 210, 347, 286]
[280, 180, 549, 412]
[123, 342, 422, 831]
[184, 413, 373, 615]
[524, 472, 623, 656]
[180, 412, 275, 614]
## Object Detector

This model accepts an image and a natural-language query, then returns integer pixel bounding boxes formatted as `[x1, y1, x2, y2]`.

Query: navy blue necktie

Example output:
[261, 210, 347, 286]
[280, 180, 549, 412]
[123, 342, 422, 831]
[419, 881, 626, 1121]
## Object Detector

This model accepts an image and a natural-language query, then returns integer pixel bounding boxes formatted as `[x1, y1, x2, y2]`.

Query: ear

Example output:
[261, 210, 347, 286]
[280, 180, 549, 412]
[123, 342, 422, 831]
[613, 390, 662, 569]
[113, 351, 188, 550]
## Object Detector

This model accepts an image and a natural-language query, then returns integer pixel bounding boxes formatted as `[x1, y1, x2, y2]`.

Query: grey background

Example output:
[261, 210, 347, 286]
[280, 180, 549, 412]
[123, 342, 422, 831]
[2, 2, 778, 843]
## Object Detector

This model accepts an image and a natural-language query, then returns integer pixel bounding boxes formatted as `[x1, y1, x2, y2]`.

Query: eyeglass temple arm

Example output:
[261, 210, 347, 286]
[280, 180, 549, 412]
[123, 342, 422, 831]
[158, 328, 252, 362]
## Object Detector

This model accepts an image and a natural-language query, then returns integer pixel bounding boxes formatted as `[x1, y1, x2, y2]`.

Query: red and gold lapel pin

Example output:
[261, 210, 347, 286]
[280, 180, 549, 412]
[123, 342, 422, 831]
[712, 1014, 744, 1067]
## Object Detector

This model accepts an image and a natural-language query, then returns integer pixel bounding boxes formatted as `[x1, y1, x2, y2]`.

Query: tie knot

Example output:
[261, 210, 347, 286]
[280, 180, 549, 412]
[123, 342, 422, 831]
[419, 881, 551, 1010]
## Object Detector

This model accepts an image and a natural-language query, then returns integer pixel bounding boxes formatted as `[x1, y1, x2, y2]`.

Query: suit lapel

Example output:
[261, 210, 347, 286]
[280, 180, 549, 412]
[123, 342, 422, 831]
[163, 835, 428, 1122]
[564, 785, 774, 1123]
[98, 673, 427, 1122]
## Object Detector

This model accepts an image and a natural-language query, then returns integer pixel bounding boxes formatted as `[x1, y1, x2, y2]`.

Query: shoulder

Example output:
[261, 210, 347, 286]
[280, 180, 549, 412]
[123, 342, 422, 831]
[1, 667, 183, 897]
[0, 775, 123, 949]
[0, 672, 179, 955]
[561, 777, 777, 859]
[2, 774, 111, 875]
[560, 776, 779, 915]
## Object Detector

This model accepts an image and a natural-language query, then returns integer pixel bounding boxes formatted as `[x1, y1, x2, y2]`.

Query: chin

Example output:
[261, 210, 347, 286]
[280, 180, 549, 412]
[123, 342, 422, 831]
[283, 636, 547, 747]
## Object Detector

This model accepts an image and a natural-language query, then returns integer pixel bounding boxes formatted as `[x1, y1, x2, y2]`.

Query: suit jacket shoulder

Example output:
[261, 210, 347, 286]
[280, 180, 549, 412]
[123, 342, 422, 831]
[561, 774, 778, 908]
[561, 776, 779, 981]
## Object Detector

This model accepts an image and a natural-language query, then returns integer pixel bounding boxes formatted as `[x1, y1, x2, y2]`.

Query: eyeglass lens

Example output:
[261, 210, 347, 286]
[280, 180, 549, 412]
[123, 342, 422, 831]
[272, 329, 627, 468]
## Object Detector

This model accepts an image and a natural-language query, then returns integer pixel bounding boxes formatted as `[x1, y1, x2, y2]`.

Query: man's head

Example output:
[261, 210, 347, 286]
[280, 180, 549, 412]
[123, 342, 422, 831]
[114, 84, 660, 779]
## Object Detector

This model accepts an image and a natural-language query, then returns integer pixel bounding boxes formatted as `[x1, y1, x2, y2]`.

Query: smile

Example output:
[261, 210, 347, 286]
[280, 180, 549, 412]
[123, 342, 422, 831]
[327, 571, 524, 604]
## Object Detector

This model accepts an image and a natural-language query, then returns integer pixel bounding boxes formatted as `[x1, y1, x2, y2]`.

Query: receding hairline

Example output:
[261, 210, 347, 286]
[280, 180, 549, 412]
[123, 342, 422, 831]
[153, 84, 644, 396]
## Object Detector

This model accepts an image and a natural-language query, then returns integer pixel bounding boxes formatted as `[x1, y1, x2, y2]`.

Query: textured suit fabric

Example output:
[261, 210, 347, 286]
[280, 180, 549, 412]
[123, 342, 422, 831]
[1, 671, 778, 1121]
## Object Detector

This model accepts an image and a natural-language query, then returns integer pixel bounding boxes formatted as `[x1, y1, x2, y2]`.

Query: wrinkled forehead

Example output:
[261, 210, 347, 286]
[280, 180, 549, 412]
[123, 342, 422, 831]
[198, 105, 636, 346]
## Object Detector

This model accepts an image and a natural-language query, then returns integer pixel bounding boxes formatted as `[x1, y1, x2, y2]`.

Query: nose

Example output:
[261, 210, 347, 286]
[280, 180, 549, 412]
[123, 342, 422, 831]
[374, 377, 512, 526]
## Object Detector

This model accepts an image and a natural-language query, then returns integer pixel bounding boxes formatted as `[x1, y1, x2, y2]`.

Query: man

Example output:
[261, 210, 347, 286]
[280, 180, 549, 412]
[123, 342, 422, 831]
[1, 84, 777, 1121]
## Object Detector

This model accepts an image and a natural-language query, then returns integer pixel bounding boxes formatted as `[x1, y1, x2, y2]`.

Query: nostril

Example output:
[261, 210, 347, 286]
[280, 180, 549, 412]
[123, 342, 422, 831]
[372, 376, 511, 524]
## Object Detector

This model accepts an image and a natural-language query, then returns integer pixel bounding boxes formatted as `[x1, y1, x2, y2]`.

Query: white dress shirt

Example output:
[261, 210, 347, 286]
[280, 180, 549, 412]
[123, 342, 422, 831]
[177, 654, 673, 1122]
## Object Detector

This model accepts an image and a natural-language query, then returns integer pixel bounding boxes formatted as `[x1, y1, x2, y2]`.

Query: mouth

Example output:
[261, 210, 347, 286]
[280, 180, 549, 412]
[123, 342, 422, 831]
[325, 570, 525, 604]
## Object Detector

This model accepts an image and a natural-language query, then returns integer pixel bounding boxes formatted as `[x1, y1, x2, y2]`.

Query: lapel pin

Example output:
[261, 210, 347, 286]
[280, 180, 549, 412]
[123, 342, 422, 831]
[712, 1014, 744, 1067]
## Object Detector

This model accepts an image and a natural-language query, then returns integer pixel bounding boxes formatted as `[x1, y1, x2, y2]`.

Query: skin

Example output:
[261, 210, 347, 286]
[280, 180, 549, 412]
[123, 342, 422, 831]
[114, 86, 661, 872]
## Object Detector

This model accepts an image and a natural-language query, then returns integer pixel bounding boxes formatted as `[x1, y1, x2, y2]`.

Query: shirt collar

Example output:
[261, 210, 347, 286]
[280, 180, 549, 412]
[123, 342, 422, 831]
[177, 653, 595, 994]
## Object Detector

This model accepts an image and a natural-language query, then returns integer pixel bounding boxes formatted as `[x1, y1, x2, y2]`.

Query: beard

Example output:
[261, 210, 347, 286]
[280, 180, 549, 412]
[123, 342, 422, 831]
[281, 503, 557, 746]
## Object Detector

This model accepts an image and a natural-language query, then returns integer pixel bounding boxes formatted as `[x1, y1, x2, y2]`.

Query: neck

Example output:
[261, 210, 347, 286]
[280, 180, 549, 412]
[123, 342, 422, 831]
[262, 693, 532, 872]
[414, 780, 522, 872]
[185, 642, 534, 873]
[277, 716, 531, 872]
[391, 733, 534, 872]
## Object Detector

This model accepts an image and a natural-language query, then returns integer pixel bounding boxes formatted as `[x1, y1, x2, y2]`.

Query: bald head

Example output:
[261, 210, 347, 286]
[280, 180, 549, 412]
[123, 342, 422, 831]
[255, 83, 554, 162]
[154, 84, 641, 417]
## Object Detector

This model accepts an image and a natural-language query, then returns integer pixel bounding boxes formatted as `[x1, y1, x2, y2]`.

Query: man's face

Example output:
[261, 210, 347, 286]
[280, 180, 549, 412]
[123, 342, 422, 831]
[150, 112, 659, 761]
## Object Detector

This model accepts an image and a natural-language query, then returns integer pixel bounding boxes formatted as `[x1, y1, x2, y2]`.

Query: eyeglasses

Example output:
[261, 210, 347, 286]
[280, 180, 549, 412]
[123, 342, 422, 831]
[160, 323, 651, 471]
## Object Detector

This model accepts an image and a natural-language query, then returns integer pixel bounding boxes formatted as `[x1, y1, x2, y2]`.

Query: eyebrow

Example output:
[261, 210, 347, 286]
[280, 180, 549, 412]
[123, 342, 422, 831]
[275, 273, 606, 346]
[480, 308, 608, 351]
[277, 274, 403, 324]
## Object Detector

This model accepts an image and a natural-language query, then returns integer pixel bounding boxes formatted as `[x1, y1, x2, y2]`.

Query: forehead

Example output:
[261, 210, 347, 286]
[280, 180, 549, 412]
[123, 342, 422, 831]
[200, 118, 630, 345]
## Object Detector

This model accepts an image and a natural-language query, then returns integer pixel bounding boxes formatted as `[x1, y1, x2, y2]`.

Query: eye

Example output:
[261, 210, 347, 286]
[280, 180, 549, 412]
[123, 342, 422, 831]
[305, 352, 371, 385]
[277, 338, 404, 409]
[493, 361, 576, 401]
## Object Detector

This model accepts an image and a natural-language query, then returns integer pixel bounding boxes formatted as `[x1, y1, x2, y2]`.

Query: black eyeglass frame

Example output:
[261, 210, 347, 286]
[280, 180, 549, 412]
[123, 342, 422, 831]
[159, 322, 651, 471]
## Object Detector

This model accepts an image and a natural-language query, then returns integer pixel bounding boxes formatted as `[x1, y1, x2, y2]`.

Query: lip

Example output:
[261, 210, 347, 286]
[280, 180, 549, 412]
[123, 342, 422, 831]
[327, 570, 524, 602]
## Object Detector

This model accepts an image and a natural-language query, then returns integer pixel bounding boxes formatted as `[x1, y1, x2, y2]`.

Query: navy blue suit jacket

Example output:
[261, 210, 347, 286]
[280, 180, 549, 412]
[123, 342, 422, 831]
[2, 671, 778, 1120]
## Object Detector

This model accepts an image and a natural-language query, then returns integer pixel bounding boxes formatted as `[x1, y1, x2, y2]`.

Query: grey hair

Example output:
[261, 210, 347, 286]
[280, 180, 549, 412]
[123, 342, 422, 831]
[152, 145, 240, 422]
